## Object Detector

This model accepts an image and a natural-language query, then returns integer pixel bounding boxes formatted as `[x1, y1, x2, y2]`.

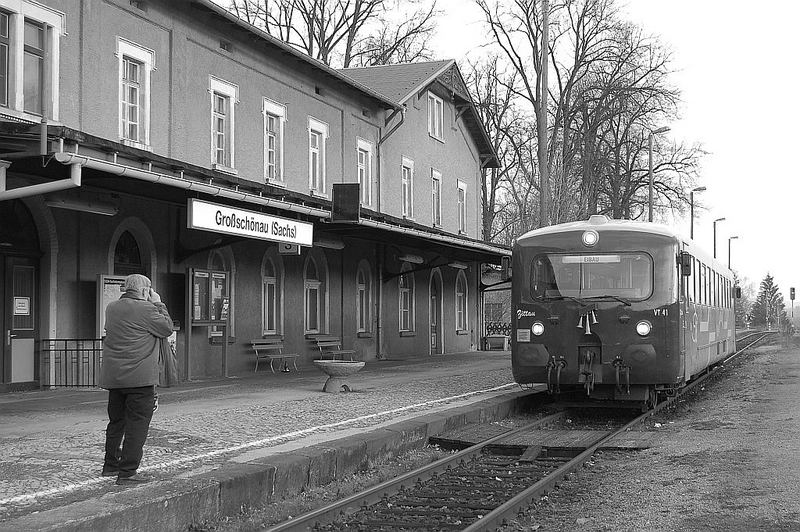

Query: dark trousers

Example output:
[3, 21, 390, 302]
[104, 386, 155, 477]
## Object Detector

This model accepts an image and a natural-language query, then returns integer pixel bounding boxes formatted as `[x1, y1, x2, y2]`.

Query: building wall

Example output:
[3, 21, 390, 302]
[47, 0, 384, 198]
[379, 89, 483, 239]
[0, 0, 494, 386]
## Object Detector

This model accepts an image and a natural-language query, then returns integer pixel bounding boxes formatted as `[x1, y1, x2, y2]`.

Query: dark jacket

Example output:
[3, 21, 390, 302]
[99, 290, 174, 389]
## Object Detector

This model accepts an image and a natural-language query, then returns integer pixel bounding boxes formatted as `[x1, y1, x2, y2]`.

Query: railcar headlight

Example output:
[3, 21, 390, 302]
[636, 320, 652, 336]
[582, 230, 599, 247]
[531, 321, 545, 336]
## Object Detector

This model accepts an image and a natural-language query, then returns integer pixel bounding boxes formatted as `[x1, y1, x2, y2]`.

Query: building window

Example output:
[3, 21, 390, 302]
[399, 262, 415, 332]
[121, 58, 141, 140]
[113, 230, 144, 276]
[22, 18, 43, 114]
[213, 94, 228, 165]
[357, 138, 373, 206]
[431, 168, 441, 227]
[263, 98, 286, 184]
[208, 75, 238, 173]
[428, 91, 444, 141]
[262, 258, 279, 335]
[0, 2, 64, 120]
[117, 38, 154, 150]
[0, 12, 8, 107]
[304, 256, 326, 333]
[356, 265, 371, 333]
[455, 270, 468, 331]
[457, 180, 467, 234]
[401, 157, 414, 219]
[308, 117, 329, 195]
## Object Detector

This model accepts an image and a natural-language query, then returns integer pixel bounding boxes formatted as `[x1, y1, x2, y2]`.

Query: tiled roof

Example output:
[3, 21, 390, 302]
[339, 60, 454, 103]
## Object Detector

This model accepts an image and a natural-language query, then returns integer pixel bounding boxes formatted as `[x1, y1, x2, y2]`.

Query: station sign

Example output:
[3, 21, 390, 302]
[188, 199, 313, 246]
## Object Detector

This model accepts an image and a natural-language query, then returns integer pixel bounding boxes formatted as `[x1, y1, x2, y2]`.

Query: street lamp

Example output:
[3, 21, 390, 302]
[713, 217, 726, 258]
[728, 235, 739, 269]
[690, 186, 706, 240]
[648, 126, 670, 222]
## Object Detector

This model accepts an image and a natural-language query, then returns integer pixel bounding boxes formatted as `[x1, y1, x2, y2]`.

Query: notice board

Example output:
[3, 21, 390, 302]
[97, 275, 127, 337]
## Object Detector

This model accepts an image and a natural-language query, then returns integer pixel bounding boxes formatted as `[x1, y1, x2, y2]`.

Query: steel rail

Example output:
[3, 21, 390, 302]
[265, 409, 565, 532]
[466, 330, 776, 531]
[268, 331, 776, 532]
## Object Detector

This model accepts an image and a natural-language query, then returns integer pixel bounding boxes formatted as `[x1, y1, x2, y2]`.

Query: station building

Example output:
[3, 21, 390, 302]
[0, 0, 507, 391]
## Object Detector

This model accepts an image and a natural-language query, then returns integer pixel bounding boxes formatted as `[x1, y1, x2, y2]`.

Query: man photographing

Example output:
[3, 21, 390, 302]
[99, 274, 174, 485]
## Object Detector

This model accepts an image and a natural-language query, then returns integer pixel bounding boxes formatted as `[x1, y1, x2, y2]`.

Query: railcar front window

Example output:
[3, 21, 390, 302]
[531, 253, 653, 301]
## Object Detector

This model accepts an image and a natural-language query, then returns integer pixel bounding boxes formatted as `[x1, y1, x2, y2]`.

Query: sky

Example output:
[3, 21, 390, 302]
[430, 0, 799, 309]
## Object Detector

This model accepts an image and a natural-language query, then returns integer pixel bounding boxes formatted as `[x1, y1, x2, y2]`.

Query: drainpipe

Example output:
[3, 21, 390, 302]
[0, 158, 83, 201]
[376, 105, 406, 213]
[376, 243, 384, 359]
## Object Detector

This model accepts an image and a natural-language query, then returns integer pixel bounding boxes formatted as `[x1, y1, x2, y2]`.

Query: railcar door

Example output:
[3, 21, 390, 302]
[683, 252, 699, 380]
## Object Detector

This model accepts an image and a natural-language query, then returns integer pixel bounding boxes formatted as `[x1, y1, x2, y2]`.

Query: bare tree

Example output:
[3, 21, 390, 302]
[464, 57, 535, 244]
[474, 0, 704, 231]
[225, 0, 440, 67]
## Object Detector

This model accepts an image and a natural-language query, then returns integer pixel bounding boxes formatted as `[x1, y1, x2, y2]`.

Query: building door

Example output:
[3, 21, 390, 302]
[2, 256, 38, 383]
[0, 200, 40, 385]
[429, 272, 443, 355]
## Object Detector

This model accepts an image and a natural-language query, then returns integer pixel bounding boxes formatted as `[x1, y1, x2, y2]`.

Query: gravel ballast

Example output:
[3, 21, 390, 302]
[502, 343, 800, 531]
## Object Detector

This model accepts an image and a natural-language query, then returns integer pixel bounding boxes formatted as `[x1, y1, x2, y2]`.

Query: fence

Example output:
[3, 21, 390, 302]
[485, 322, 511, 336]
[39, 338, 103, 388]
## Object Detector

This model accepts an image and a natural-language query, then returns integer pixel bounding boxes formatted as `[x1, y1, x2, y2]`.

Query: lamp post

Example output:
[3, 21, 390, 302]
[690, 186, 706, 240]
[713, 217, 726, 258]
[648, 126, 670, 222]
[727, 235, 739, 269]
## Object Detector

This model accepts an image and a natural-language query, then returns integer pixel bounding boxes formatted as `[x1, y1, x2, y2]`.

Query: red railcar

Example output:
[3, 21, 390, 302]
[511, 215, 736, 408]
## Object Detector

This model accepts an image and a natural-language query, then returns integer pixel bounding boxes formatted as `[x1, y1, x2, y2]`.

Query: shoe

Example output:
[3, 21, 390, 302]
[115, 473, 153, 486]
[101, 467, 119, 477]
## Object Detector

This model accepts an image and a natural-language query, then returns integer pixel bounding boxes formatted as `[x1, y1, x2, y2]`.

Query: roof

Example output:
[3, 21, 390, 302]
[516, 215, 681, 241]
[189, 0, 399, 111]
[340, 61, 500, 168]
[339, 60, 454, 103]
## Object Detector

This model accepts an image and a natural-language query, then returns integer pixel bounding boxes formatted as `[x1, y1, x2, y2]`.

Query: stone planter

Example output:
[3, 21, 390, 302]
[312, 360, 365, 392]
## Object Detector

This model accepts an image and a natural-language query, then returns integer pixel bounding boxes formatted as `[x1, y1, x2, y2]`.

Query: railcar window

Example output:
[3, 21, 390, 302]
[530, 252, 653, 300]
[701, 264, 706, 305]
[714, 271, 718, 307]
[698, 263, 703, 305]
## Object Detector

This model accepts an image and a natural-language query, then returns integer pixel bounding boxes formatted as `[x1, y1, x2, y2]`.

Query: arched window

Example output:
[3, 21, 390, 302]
[262, 257, 280, 335]
[356, 263, 371, 333]
[399, 262, 414, 332]
[455, 270, 468, 331]
[114, 230, 145, 275]
[304, 257, 322, 333]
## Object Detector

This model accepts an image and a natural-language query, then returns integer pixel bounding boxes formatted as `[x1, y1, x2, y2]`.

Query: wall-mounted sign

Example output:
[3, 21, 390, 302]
[13, 297, 30, 316]
[97, 275, 127, 336]
[278, 242, 301, 255]
[188, 199, 313, 246]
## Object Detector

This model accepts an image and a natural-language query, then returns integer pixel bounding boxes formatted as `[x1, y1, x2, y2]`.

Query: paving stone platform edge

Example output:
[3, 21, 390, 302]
[2, 390, 537, 532]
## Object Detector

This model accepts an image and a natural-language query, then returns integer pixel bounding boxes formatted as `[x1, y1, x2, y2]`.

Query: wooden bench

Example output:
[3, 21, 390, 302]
[251, 338, 298, 373]
[308, 335, 356, 361]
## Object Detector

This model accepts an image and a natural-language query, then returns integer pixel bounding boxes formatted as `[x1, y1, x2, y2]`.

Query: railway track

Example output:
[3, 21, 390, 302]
[266, 330, 777, 532]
